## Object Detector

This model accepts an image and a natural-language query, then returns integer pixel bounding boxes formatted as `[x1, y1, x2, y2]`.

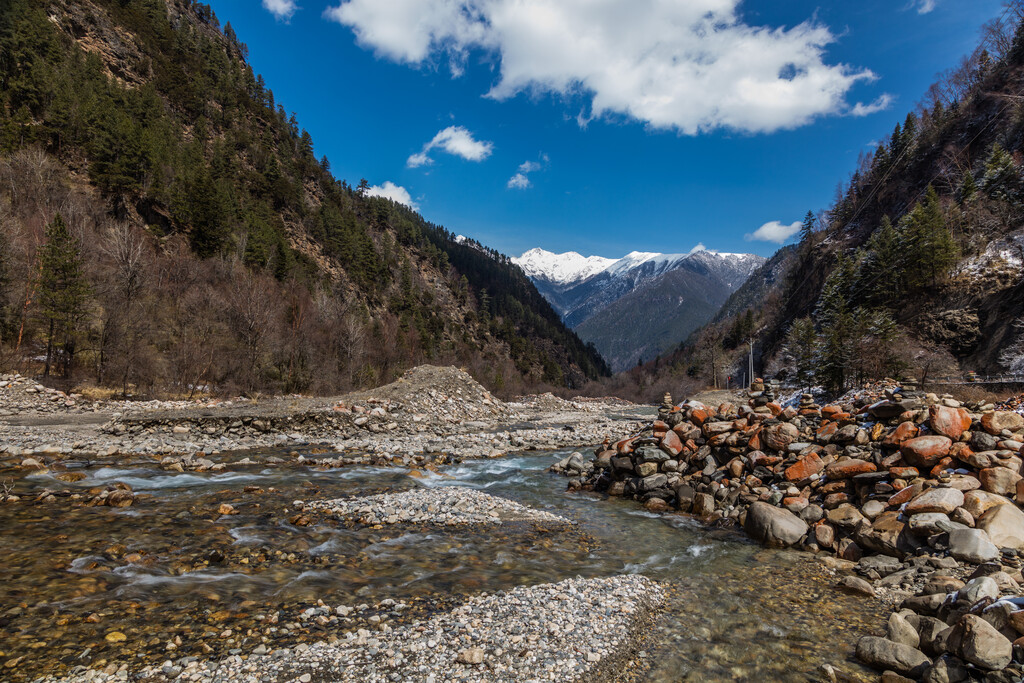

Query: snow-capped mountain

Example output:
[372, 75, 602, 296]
[513, 246, 766, 370]
[514, 248, 616, 286]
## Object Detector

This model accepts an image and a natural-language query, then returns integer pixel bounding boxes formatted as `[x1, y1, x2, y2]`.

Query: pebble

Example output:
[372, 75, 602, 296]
[39, 576, 664, 683]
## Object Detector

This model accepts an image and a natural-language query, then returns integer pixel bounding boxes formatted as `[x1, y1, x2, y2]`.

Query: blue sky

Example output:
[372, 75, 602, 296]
[207, 0, 1003, 258]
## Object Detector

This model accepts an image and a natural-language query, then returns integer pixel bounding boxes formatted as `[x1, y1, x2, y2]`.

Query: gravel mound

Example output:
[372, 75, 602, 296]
[341, 365, 519, 425]
[304, 486, 570, 526]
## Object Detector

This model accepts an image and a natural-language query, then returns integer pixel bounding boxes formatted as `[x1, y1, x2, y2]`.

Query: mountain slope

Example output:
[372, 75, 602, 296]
[513, 247, 764, 370]
[636, 14, 1024, 395]
[0, 0, 607, 393]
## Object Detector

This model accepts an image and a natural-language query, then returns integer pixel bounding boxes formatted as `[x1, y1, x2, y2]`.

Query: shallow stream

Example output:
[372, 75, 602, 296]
[0, 450, 885, 681]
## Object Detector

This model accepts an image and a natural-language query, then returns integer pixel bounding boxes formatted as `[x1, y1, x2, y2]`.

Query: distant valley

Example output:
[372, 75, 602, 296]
[513, 247, 765, 371]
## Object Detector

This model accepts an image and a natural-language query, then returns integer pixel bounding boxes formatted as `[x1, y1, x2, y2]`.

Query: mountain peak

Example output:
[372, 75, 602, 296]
[512, 248, 617, 285]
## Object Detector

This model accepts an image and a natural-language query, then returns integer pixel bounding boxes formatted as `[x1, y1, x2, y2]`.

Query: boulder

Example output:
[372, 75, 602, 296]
[637, 473, 669, 493]
[979, 467, 1022, 496]
[944, 614, 1012, 670]
[659, 430, 683, 456]
[901, 436, 953, 469]
[981, 410, 1024, 436]
[825, 458, 877, 479]
[763, 422, 800, 451]
[106, 490, 135, 508]
[743, 501, 808, 548]
[635, 462, 658, 477]
[784, 452, 824, 481]
[691, 492, 715, 517]
[905, 487, 964, 515]
[908, 513, 956, 537]
[947, 528, 999, 564]
[837, 575, 875, 597]
[883, 421, 920, 447]
[977, 502, 1024, 550]
[855, 636, 931, 677]
[928, 405, 972, 440]
[921, 655, 969, 683]
[887, 612, 921, 649]
[959, 576, 999, 605]
[856, 511, 919, 558]
[963, 490, 1012, 519]
[826, 504, 866, 531]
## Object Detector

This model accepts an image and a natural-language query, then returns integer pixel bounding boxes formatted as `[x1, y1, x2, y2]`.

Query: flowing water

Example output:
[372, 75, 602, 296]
[0, 450, 885, 681]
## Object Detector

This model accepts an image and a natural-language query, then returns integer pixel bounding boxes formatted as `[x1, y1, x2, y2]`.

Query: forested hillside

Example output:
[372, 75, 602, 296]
[621, 4, 1024, 399]
[0, 0, 607, 396]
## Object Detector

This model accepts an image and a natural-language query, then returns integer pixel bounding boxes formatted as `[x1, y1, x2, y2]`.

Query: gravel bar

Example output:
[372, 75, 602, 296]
[303, 486, 572, 526]
[37, 575, 664, 683]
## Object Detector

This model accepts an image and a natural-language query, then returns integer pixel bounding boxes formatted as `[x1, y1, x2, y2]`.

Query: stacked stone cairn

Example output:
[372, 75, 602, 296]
[560, 385, 1024, 680]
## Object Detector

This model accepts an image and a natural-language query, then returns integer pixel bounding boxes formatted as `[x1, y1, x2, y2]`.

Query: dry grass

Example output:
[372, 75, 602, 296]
[71, 385, 122, 401]
[924, 384, 1020, 404]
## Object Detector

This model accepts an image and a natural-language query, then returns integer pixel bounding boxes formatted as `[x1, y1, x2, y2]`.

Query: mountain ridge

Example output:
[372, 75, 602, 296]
[0, 0, 608, 395]
[512, 246, 765, 370]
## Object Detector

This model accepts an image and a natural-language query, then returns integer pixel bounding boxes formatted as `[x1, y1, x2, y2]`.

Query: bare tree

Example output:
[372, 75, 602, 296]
[101, 223, 150, 394]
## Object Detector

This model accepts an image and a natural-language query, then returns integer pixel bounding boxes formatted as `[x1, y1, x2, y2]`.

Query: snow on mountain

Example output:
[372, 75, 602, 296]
[513, 244, 767, 371]
[513, 244, 760, 288]
[513, 248, 616, 285]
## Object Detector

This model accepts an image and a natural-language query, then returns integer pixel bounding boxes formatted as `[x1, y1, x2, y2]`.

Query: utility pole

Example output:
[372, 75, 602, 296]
[748, 337, 754, 388]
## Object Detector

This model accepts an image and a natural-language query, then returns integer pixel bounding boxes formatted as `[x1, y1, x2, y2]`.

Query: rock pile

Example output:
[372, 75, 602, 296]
[560, 384, 1024, 678]
[855, 565, 1024, 680]
[340, 365, 519, 426]
[0, 374, 92, 415]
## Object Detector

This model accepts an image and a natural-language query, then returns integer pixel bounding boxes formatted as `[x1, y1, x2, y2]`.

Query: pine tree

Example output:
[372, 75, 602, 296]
[900, 186, 957, 288]
[981, 143, 1021, 204]
[36, 214, 91, 377]
[815, 254, 856, 392]
[785, 317, 817, 390]
[799, 210, 816, 252]
[857, 215, 900, 304]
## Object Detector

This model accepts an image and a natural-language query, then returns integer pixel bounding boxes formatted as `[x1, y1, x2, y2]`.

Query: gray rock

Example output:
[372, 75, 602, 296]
[637, 473, 668, 493]
[913, 616, 954, 657]
[978, 502, 1024, 551]
[743, 501, 808, 548]
[922, 654, 969, 683]
[856, 636, 931, 677]
[799, 504, 824, 523]
[948, 528, 999, 564]
[836, 575, 876, 597]
[945, 614, 1012, 670]
[858, 555, 903, 578]
[862, 499, 887, 520]
[908, 513, 963, 537]
[959, 576, 999, 605]
[888, 612, 921, 649]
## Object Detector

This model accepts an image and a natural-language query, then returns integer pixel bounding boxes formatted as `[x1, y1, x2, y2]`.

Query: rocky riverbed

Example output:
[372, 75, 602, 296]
[0, 366, 646, 465]
[2, 367, 987, 682]
[553, 382, 1024, 681]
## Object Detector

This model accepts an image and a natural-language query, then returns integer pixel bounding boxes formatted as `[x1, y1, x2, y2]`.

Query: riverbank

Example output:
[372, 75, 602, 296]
[554, 382, 1024, 681]
[0, 367, 646, 468]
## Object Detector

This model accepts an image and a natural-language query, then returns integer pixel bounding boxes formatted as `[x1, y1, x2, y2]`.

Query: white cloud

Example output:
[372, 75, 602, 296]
[507, 173, 530, 189]
[263, 0, 298, 21]
[507, 156, 547, 189]
[325, 0, 877, 135]
[911, 0, 937, 14]
[407, 126, 493, 167]
[746, 220, 801, 244]
[851, 93, 894, 117]
[364, 181, 419, 210]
